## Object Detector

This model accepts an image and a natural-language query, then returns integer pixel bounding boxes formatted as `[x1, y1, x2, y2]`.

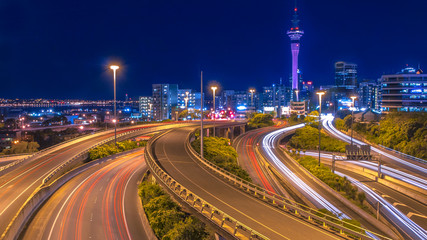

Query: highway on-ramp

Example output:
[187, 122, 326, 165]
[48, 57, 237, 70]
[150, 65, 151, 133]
[0, 122, 193, 237]
[151, 126, 344, 240]
[20, 148, 148, 240]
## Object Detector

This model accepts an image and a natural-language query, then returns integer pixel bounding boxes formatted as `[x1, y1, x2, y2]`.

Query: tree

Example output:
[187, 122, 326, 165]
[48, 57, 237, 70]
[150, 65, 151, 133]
[162, 217, 209, 240]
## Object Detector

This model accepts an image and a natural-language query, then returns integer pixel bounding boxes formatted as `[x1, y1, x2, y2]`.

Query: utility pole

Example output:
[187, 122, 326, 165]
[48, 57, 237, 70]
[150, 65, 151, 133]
[200, 71, 204, 159]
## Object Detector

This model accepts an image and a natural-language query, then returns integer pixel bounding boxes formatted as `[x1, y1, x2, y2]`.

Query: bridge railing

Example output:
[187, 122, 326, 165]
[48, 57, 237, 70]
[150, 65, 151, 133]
[378, 145, 427, 164]
[186, 131, 392, 240]
[145, 132, 269, 240]
[42, 125, 173, 184]
[0, 122, 177, 174]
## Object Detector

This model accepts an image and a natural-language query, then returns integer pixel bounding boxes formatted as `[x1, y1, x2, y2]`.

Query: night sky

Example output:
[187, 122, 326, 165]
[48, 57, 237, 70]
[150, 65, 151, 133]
[1, 0, 426, 100]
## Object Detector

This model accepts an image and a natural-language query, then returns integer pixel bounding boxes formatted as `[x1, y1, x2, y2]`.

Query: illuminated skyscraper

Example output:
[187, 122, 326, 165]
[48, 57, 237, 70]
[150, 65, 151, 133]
[287, 2, 304, 100]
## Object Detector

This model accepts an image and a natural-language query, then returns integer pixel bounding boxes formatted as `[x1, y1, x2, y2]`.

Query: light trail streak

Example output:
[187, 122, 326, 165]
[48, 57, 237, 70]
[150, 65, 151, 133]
[304, 152, 427, 191]
[323, 117, 427, 175]
[262, 123, 349, 219]
[335, 171, 427, 240]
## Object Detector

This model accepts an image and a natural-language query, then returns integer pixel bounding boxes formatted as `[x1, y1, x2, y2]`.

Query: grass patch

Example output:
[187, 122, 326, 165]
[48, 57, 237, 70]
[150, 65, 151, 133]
[288, 125, 347, 153]
[191, 137, 252, 182]
[291, 153, 369, 213]
[138, 180, 210, 239]
[88, 140, 146, 161]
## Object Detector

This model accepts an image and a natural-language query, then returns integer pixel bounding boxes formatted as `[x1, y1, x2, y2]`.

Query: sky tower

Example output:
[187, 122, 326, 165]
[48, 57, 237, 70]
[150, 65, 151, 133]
[287, 2, 304, 101]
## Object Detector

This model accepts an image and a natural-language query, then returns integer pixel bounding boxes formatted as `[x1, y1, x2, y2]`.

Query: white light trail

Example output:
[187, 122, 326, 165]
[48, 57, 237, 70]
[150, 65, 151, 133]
[304, 152, 427, 191]
[323, 117, 427, 175]
[335, 172, 427, 240]
[262, 123, 349, 219]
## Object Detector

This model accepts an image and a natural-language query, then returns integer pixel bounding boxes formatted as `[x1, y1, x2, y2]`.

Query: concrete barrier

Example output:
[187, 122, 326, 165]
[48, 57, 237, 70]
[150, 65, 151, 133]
[279, 149, 400, 240]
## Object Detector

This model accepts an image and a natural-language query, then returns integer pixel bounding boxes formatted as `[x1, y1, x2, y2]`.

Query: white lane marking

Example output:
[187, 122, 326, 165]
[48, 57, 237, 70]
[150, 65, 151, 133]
[122, 168, 140, 240]
[47, 172, 99, 240]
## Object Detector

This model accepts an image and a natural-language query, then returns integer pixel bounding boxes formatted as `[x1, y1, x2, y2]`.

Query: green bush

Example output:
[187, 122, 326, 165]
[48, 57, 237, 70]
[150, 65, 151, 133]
[192, 137, 251, 182]
[88, 140, 146, 161]
[1, 141, 39, 155]
[247, 113, 274, 129]
[293, 155, 366, 206]
[288, 125, 347, 153]
[138, 181, 209, 239]
[339, 112, 427, 160]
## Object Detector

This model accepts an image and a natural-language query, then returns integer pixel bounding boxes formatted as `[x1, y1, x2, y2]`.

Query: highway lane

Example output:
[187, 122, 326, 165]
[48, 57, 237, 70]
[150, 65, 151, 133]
[20, 148, 149, 240]
[233, 127, 311, 205]
[152, 126, 344, 240]
[260, 124, 391, 237]
[0, 155, 30, 167]
[304, 152, 427, 236]
[323, 117, 427, 179]
[0, 122, 193, 237]
[233, 127, 281, 193]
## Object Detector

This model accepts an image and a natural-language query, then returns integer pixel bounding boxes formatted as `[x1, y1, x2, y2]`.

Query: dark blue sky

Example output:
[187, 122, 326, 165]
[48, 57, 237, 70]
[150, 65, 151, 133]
[1, 0, 426, 100]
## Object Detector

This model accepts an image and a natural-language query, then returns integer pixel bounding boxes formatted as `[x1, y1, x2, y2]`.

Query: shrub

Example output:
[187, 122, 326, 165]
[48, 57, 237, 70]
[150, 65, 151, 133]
[138, 181, 209, 239]
[288, 125, 347, 153]
[88, 140, 146, 161]
[192, 137, 251, 182]
[247, 113, 274, 129]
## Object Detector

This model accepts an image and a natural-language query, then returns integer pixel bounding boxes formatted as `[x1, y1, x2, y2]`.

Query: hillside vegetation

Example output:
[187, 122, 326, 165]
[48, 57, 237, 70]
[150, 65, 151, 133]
[335, 112, 427, 160]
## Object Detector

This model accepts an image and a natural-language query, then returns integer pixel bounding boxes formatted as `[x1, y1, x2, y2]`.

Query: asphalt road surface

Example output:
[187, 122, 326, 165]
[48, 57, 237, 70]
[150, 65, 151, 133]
[20, 148, 149, 240]
[0, 122, 193, 237]
[151, 126, 344, 240]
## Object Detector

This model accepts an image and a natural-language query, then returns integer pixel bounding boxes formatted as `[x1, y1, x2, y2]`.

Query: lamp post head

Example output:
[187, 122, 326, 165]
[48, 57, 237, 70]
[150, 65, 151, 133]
[249, 89, 255, 93]
[351, 96, 357, 101]
[211, 86, 217, 92]
[110, 65, 119, 71]
[316, 91, 325, 97]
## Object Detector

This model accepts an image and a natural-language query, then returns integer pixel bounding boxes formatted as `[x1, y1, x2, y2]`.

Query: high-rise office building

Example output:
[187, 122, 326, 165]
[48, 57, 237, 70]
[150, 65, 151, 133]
[358, 80, 378, 110]
[152, 84, 178, 121]
[335, 61, 358, 88]
[138, 96, 152, 120]
[380, 66, 426, 113]
[287, 3, 304, 100]
[178, 89, 195, 110]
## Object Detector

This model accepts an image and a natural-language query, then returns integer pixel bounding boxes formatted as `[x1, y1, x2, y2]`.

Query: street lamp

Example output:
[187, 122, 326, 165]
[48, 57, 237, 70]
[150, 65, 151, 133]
[184, 97, 189, 120]
[350, 96, 357, 146]
[211, 86, 217, 137]
[295, 90, 299, 102]
[110, 65, 119, 145]
[249, 89, 255, 107]
[316, 91, 325, 166]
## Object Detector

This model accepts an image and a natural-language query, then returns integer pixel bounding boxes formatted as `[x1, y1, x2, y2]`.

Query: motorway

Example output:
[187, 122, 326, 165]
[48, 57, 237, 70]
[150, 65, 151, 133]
[302, 154, 427, 239]
[151, 125, 346, 240]
[235, 124, 390, 238]
[0, 122, 193, 237]
[233, 127, 311, 205]
[20, 148, 148, 240]
[323, 117, 427, 180]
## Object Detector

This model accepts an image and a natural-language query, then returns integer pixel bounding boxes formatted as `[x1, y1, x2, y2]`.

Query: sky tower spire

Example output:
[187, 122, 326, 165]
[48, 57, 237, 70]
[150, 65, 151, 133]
[287, 0, 304, 98]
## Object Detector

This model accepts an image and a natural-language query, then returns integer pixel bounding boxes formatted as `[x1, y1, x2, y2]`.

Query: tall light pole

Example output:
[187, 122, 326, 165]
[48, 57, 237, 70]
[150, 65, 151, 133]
[211, 86, 217, 137]
[316, 91, 325, 166]
[249, 89, 255, 108]
[184, 97, 188, 120]
[295, 90, 299, 102]
[350, 96, 357, 146]
[110, 65, 119, 145]
[200, 71, 204, 159]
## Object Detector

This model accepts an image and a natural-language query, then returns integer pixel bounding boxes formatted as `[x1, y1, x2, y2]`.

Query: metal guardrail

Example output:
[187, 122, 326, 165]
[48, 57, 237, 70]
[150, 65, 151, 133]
[0, 122, 172, 174]
[145, 132, 269, 240]
[185, 131, 392, 240]
[42, 126, 164, 184]
[378, 145, 427, 164]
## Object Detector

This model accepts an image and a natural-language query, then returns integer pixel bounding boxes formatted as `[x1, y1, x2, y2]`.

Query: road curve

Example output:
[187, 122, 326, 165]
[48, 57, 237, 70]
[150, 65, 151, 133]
[151, 126, 343, 240]
[20, 148, 149, 240]
[0, 122, 192, 237]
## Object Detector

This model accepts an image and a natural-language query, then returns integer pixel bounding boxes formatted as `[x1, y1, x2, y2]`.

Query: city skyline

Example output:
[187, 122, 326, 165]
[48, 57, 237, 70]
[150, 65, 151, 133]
[1, 0, 426, 99]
